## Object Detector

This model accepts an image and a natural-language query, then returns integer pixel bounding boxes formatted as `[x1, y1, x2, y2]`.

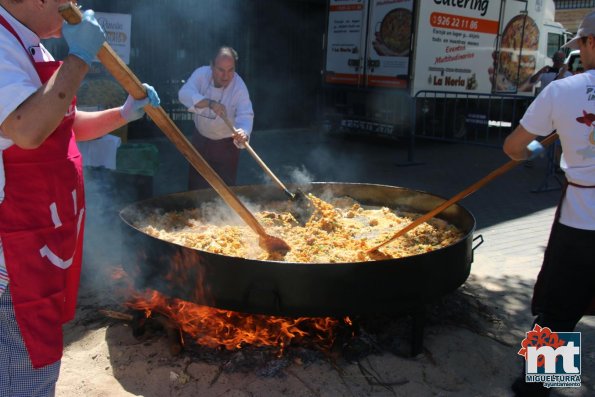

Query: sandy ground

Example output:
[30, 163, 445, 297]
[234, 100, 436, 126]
[55, 274, 594, 397]
[54, 223, 594, 397]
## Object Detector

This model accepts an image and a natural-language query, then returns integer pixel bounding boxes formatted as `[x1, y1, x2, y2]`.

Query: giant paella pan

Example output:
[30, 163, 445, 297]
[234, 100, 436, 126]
[119, 182, 479, 318]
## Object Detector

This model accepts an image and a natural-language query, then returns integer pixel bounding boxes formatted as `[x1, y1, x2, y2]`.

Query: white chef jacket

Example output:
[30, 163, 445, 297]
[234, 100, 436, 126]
[178, 66, 254, 140]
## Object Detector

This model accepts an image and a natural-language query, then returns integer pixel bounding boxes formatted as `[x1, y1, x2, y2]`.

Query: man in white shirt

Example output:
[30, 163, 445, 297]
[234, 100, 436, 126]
[529, 51, 573, 94]
[504, 11, 595, 397]
[178, 47, 254, 190]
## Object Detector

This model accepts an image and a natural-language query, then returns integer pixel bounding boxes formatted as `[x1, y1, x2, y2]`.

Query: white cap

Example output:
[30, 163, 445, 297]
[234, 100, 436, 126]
[563, 11, 595, 50]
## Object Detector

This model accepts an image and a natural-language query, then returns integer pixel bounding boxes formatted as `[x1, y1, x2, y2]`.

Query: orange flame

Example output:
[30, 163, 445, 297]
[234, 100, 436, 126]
[110, 267, 128, 281]
[114, 248, 350, 355]
[126, 289, 349, 354]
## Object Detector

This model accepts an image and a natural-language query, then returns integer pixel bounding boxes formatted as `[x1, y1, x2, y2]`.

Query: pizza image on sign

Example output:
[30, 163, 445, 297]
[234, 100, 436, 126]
[498, 15, 539, 87]
[373, 8, 412, 57]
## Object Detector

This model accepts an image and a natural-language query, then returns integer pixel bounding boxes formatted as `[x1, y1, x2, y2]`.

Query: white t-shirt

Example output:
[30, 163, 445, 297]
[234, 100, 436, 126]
[178, 66, 254, 140]
[0, 6, 54, 202]
[520, 70, 595, 230]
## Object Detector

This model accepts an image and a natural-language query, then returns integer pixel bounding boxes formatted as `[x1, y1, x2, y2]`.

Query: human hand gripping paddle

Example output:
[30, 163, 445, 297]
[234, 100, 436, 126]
[367, 133, 559, 254]
[219, 114, 314, 225]
[59, 3, 290, 256]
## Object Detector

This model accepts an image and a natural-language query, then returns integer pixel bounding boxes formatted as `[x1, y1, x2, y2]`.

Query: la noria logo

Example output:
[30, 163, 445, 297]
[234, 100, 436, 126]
[518, 324, 582, 388]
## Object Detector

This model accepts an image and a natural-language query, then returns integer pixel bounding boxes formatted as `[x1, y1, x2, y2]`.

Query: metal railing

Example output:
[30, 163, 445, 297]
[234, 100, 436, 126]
[411, 91, 532, 148]
[554, 0, 595, 9]
[319, 87, 534, 164]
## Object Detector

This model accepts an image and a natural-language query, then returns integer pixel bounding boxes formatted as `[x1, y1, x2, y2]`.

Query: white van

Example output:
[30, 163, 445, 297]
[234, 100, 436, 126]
[566, 50, 582, 74]
[322, 0, 570, 139]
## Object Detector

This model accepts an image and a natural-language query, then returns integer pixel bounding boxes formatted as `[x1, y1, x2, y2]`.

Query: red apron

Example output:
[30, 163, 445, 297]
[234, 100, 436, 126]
[0, 15, 85, 368]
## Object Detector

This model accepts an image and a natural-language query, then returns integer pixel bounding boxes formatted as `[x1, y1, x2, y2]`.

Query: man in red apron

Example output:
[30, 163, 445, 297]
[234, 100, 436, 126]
[503, 11, 595, 397]
[0, 2, 159, 395]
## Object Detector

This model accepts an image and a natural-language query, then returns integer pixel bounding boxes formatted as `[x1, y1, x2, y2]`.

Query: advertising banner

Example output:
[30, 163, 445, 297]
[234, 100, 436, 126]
[95, 12, 132, 65]
[494, 1, 539, 94]
[365, 0, 413, 88]
[324, 0, 368, 85]
[412, 1, 501, 95]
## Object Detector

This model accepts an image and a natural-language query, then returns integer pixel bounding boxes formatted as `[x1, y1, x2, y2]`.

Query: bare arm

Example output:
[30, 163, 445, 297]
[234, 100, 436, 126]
[0, 55, 88, 149]
[75, 82, 160, 140]
[73, 108, 127, 142]
[529, 66, 548, 84]
[556, 64, 571, 80]
[503, 124, 539, 161]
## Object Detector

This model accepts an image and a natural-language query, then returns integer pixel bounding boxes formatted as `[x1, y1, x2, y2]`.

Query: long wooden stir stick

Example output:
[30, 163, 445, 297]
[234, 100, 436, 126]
[220, 115, 296, 200]
[368, 132, 560, 253]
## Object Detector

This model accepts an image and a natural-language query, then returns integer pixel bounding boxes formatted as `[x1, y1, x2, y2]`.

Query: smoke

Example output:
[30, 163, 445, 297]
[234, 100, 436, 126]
[240, 127, 380, 191]
[80, 167, 192, 303]
[197, 196, 263, 226]
[287, 165, 314, 185]
[308, 145, 369, 184]
[80, 168, 132, 301]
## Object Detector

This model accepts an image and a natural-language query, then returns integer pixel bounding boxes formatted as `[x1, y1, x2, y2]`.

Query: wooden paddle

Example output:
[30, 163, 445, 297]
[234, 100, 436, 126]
[59, 3, 290, 255]
[220, 114, 313, 225]
[368, 132, 560, 253]
[221, 115, 296, 199]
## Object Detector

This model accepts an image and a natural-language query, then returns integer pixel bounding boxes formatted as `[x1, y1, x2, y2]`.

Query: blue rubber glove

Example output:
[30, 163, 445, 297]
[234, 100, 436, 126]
[62, 10, 105, 66]
[120, 84, 161, 122]
[527, 140, 545, 160]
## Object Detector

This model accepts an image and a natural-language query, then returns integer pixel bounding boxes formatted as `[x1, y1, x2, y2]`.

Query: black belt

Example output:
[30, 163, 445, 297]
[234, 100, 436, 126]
[567, 181, 595, 189]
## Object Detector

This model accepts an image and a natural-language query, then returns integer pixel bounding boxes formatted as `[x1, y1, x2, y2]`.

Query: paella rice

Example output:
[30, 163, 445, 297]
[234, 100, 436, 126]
[136, 194, 464, 263]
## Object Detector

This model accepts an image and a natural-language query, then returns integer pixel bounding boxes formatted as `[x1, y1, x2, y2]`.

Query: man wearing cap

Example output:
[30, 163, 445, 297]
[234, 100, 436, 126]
[503, 10, 595, 397]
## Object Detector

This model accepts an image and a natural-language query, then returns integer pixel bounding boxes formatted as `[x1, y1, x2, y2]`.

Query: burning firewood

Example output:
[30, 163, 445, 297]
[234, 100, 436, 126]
[153, 315, 184, 356]
[98, 309, 133, 321]
[101, 305, 184, 356]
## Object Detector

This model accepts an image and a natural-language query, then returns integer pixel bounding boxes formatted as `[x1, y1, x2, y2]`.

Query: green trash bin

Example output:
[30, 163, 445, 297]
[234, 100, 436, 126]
[116, 143, 159, 177]
[115, 143, 159, 204]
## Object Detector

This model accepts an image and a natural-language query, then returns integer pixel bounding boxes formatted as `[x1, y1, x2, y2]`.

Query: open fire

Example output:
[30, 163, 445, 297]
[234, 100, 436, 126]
[125, 290, 351, 355]
[112, 267, 352, 355]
